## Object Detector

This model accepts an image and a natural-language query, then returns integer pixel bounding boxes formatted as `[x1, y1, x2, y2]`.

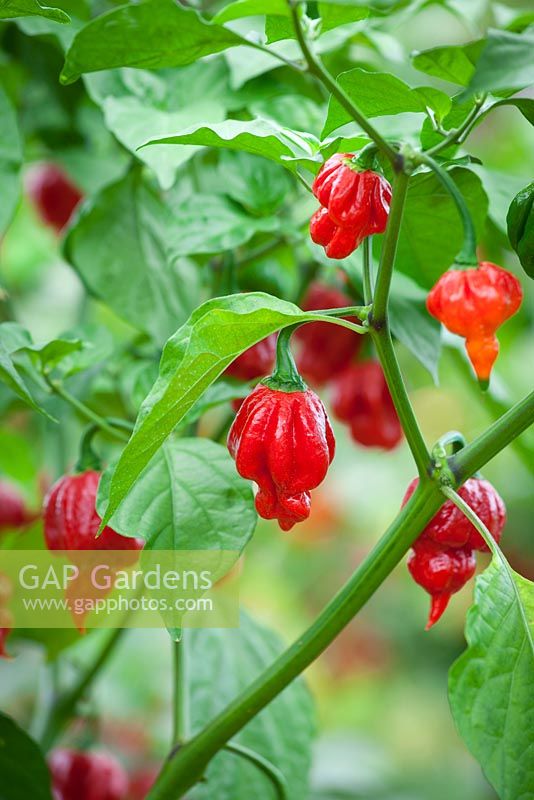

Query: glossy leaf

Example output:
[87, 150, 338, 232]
[449, 557, 534, 799]
[61, 0, 249, 84]
[63, 170, 203, 345]
[98, 293, 353, 529]
[412, 39, 485, 86]
[318, 2, 368, 34]
[188, 611, 315, 800]
[463, 28, 534, 97]
[98, 438, 256, 554]
[213, 0, 288, 24]
[0, 712, 54, 800]
[0, 0, 69, 22]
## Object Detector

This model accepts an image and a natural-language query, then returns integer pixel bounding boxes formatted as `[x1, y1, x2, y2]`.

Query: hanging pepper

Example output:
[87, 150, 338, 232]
[295, 282, 361, 385]
[49, 749, 129, 800]
[26, 163, 83, 233]
[402, 477, 506, 552]
[331, 361, 402, 450]
[228, 329, 335, 531]
[0, 480, 35, 532]
[426, 262, 523, 385]
[310, 153, 392, 259]
[407, 538, 476, 629]
[224, 334, 277, 381]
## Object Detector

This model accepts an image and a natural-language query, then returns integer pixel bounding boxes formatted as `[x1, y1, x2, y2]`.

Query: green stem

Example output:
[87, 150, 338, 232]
[417, 154, 478, 266]
[371, 170, 410, 326]
[441, 485, 496, 554]
[425, 95, 487, 157]
[45, 377, 130, 443]
[451, 390, 534, 483]
[223, 742, 288, 800]
[295, 171, 314, 193]
[362, 237, 373, 305]
[39, 626, 125, 752]
[146, 479, 444, 800]
[172, 637, 189, 747]
[372, 327, 430, 478]
[287, 0, 397, 163]
[265, 325, 306, 391]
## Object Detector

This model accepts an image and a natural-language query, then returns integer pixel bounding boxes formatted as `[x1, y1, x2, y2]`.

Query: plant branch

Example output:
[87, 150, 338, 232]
[425, 95, 487, 157]
[45, 376, 130, 443]
[362, 237, 373, 305]
[223, 742, 288, 800]
[287, 0, 397, 163]
[416, 154, 478, 266]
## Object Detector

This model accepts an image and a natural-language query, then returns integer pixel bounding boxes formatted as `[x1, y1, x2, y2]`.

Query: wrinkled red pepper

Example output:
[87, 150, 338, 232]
[49, 749, 129, 800]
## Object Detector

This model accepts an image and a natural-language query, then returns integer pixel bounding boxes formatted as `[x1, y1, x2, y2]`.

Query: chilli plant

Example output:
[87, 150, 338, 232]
[0, 0, 533, 799]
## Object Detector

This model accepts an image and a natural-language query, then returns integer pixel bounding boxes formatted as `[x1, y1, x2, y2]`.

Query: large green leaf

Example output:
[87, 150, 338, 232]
[463, 28, 534, 98]
[449, 556, 534, 799]
[188, 611, 315, 800]
[217, 151, 291, 216]
[141, 118, 321, 173]
[394, 166, 488, 287]
[98, 438, 256, 552]
[61, 0, 250, 85]
[0, 712, 54, 800]
[322, 68, 449, 137]
[0, 0, 69, 21]
[411, 39, 485, 86]
[0, 86, 22, 236]
[98, 293, 353, 529]
[63, 170, 202, 345]
[85, 65, 228, 190]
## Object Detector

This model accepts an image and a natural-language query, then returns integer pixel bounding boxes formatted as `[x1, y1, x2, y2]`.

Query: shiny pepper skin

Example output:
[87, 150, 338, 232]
[27, 163, 83, 233]
[402, 477, 506, 552]
[295, 282, 361, 385]
[227, 383, 335, 531]
[49, 749, 129, 800]
[331, 361, 402, 450]
[43, 471, 143, 553]
[225, 334, 276, 381]
[408, 539, 476, 629]
[310, 153, 392, 259]
[0, 480, 34, 532]
[426, 262, 523, 383]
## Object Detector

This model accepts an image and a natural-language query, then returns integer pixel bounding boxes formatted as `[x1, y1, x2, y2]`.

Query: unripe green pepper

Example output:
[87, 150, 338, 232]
[507, 182, 534, 278]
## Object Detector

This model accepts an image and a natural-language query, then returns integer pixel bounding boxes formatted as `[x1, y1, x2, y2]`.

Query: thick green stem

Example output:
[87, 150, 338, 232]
[39, 626, 125, 752]
[172, 638, 189, 747]
[417, 154, 478, 266]
[265, 326, 306, 391]
[371, 170, 410, 326]
[287, 0, 397, 163]
[223, 742, 288, 800]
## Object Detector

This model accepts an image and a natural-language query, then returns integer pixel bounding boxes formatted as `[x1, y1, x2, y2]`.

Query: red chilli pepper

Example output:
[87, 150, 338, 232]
[310, 153, 392, 259]
[295, 282, 361, 386]
[49, 749, 129, 800]
[427, 262, 523, 384]
[224, 334, 277, 381]
[0, 480, 35, 532]
[408, 538, 476, 630]
[402, 477, 506, 552]
[331, 361, 402, 450]
[228, 383, 335, 531]
[26, 163, 83, 233]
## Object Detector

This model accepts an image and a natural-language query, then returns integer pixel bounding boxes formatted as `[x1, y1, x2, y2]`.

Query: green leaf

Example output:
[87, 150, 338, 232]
[217, 151, 291, 215]
[0, 85, 22, 236]
[463, 28, 534, 98]
[17, 338, 83, 374]
[0, 0, 69, 22]
[0, 324, 52, 418]
[507, 181, 534, 279]
[487, 97, 534, 126]
[0, 712, 54, 800]
[61, 0, 249, 85]
[141, 118, 321, 172]
[188, 611, 315, 800]
[449, 556, 534, 799]
[85, 66, 228, 190]
[98, 438, 256, 553]
[63, 170, 202, 346]
[411, 39, 485, 86]
[322, 68, 439, 137]
[98, 293, 345, 529]
[318, 2, 368, 34]
[213, 0, 288, 24]
[0, 428, 37, 483]
[394, 166, 488, 287]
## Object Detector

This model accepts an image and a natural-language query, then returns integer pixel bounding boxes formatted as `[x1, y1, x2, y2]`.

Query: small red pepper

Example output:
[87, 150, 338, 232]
[26, 163, 83, 233]
[224, 334, 277, 381]
[49, 749, 129, 800]
[295, 282, 361, 385]
[331, 361, 402, 450]
[408, 538, 476, 629]
[228, 383, 335, 531]
[310, 153, 392, 259]
[0, 480, 35, 532]
[427, 262, 523, 384]
[402, 476, 506, 552]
